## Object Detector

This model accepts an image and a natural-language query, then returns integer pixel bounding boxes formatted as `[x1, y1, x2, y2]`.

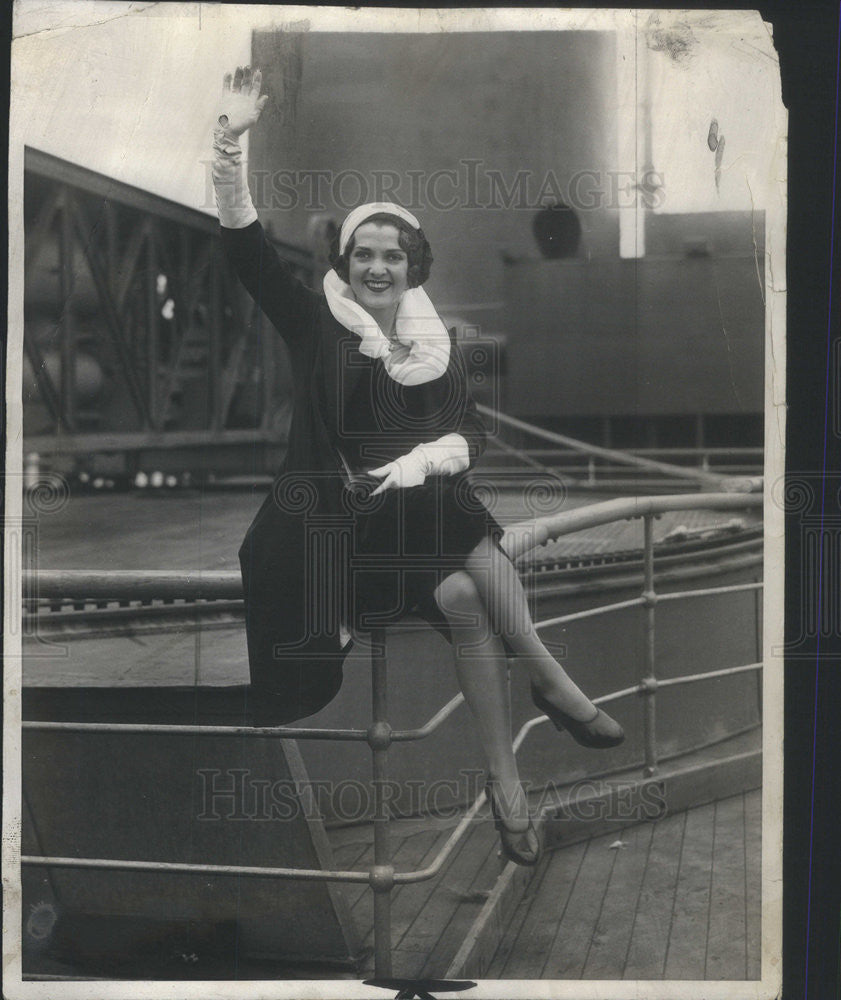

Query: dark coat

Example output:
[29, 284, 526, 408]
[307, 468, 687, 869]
[220, 220, 488, 722]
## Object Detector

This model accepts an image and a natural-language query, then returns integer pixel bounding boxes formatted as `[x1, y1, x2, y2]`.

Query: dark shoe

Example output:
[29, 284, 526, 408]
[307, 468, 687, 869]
[530, 684, 625, 748]
[485, 780, 542, 867]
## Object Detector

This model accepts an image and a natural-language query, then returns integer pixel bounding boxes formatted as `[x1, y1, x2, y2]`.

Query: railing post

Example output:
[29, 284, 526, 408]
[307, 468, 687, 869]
[641, 514, 658, 776]
[368, 627, 394, 978]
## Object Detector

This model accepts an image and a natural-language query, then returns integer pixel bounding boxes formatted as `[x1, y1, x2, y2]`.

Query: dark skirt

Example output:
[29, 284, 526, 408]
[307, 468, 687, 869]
[345, 474, 504, 638]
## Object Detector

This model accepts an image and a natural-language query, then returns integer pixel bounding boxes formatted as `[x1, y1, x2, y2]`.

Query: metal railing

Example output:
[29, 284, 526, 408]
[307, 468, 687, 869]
[21, 491, 763, 978]
[478, 404, 764, 493]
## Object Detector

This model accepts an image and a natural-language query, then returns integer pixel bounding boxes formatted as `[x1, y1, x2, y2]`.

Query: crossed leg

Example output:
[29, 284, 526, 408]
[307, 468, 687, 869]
[463, 535, 600, 721]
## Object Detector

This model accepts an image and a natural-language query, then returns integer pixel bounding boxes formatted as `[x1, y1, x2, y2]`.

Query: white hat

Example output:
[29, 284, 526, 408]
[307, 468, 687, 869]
[338, 202, 421, 255]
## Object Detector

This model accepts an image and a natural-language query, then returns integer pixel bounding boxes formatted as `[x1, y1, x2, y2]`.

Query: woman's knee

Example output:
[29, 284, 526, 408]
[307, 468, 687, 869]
[464, 535, 508, 582]
[434, 570, 483, 618]
[436, 570, 507, 654]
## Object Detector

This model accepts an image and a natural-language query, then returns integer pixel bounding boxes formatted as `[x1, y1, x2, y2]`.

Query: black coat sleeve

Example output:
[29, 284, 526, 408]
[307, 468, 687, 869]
[219, 220, 319, 349]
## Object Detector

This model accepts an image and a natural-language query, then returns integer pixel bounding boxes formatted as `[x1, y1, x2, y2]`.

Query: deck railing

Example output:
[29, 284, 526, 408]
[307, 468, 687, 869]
[479, 404, 764, 492]
[20, 491, 763, 979]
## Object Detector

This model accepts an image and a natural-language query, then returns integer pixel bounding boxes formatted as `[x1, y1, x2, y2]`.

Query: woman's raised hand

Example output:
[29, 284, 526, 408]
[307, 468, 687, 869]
[217, 65, 268, 138]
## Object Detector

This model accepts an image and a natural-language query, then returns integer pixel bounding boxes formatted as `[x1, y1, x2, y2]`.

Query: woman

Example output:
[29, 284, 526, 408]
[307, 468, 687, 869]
[213, 66, 624, 867]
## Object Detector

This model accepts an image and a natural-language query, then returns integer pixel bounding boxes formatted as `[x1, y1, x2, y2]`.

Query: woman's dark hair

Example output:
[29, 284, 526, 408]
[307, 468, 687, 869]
[329, 212, 433, 288]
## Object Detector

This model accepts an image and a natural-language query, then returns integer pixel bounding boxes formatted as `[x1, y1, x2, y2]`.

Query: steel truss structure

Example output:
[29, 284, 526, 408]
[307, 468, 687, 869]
[23, 147, 314, 457]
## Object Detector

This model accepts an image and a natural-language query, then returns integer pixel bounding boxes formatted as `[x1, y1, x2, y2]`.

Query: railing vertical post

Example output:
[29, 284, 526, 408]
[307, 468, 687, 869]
[368, 627, 394, 978]
[642, 514, 658, 776]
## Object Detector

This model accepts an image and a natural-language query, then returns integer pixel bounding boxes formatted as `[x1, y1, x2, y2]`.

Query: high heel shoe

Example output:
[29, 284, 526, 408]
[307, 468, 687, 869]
[530, 684, 625, 748]
[485, 780, 542, 867]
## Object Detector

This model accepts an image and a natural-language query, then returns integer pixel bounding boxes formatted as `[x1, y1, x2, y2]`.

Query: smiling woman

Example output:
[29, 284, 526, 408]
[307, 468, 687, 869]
[347, 224, 410, 315]
[212, 64, 625, 867]
[334, 212, 433, 310]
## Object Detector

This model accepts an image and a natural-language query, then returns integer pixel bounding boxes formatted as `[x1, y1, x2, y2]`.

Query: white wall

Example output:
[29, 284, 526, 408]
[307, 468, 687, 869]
[11, 2, 253, 213]
[11, 5, 780, 220]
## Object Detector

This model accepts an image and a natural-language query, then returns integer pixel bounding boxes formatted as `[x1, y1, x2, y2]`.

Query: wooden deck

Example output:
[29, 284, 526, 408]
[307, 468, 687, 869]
[486, 789, 761, 980]
[325, 788, 761, 981]
[329, 814, 506, 979]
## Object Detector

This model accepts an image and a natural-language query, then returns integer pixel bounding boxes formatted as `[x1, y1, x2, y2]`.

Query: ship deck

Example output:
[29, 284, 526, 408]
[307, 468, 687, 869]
[328, 782, 761, 981]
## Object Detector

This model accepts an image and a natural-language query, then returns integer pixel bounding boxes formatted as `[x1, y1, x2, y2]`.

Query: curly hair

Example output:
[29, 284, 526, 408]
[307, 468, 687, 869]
[329, 212, 433, 288]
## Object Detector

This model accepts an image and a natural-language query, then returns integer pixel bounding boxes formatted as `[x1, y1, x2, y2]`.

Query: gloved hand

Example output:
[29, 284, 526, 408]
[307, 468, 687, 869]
[367, 434, 470, 496]
[212, 66, 267, 229]
[368, 451, 428, 496]
[216, 65, 268, 140]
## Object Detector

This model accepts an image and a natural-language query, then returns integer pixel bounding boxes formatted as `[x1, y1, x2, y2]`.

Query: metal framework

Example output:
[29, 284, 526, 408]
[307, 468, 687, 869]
[23, 147, 313, 453]
[21, 492, 763, 979]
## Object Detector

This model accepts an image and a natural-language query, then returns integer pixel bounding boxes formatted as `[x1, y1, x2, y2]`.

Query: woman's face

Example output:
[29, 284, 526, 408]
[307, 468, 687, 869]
[347, 222, 409, 316]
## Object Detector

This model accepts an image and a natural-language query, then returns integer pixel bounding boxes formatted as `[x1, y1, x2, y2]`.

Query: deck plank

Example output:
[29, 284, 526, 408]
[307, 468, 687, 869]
[348, 827, 444, 946]
[390, 827, 464, 949]
[360, 828, 444, 947]
[542, 832, 617, 979]
[744, 790, 762, 980]
[482, 852, 553, 978]
[663, 800, 715, 979]
[622, 809, 686, 979]
[355, 820, 496, 977]
[582, 821, 655, 979]
[494, 841, 587, 978]
[389, 948, 433, 980]
[406, 822, 499, 970]
[331, 838, 370, 870]
[344, 844, 375, 911]
[419, 825, 504, 978]
[705, 794, 748, 979]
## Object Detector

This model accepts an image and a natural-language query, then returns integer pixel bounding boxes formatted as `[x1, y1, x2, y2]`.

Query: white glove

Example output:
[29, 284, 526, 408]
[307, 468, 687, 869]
[413, 433, 471, 477]
[212, 66, 267, 229]
[368, 434, 470, 496]
[217, 65, 268, 139]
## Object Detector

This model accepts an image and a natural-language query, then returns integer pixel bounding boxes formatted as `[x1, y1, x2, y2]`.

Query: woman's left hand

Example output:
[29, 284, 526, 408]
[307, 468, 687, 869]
[368, 453, 427, 496]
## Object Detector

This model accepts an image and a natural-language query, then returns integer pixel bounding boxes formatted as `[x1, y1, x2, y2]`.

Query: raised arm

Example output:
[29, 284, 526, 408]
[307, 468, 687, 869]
[212, 66, 318, 345]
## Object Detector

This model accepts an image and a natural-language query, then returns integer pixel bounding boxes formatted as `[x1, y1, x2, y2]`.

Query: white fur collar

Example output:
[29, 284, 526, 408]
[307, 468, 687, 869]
[322, 269, 450, 386]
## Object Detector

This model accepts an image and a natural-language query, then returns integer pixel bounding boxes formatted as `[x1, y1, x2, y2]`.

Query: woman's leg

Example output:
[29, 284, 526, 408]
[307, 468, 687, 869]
[464, 536, 600, 722]
[433, 570, 529, 828]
